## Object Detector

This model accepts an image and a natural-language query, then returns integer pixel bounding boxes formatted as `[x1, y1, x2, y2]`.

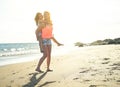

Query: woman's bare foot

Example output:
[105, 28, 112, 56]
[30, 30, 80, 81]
[46, 69, 53, 72]
[35, 68, 44, 73]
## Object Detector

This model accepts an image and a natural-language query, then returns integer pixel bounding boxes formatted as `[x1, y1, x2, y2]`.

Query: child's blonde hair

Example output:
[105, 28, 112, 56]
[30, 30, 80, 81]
[44, 11, 53, 25]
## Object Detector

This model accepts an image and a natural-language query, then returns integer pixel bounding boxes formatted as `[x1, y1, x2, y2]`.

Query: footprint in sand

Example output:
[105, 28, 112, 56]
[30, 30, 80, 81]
[113, 62, 120, 66]
[79, 69, 89, 73]
[117, 80, 120, 82]
[103, 79, 107, 82]
[101, 58, 110, 64]
[91, 74, 96, 76]
[111, 62, 120, 66]
[89, 85, 97, 87]
[73, 77, 79, 80]
[12, 71, 19, 75]
[103, 58, 110, 60]
[12, 72, 16, 75]
[84, 79, 91, 82]
[101, 61, 110, 64]
[89, 84, 107, 87]
[111, 66, 120, 70]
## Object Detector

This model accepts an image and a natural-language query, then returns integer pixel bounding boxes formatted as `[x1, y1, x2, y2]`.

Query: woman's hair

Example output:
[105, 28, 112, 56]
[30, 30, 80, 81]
[34, 12, 42, 26]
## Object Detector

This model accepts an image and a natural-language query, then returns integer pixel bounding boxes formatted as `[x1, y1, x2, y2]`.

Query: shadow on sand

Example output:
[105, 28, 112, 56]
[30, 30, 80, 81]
[22, 71, 56, 87]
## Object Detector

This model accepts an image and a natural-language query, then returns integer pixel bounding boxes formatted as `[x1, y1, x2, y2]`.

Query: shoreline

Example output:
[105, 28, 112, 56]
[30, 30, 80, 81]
[0, 54, 40, 66]
[0, 45, 77, 67]
[0, 45, 120, 87]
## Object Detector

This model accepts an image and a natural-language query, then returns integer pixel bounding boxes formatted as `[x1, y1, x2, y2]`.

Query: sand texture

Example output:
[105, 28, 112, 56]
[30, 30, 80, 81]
[0, 45, 120, 87]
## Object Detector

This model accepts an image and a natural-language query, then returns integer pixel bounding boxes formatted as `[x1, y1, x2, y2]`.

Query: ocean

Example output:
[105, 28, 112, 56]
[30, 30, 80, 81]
[0, 43, 77, 66]
[0, 43, 41, 66]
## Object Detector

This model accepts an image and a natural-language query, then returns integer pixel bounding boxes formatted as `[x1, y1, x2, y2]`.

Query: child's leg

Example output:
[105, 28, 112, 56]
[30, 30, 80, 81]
[51, 37, 63, 46]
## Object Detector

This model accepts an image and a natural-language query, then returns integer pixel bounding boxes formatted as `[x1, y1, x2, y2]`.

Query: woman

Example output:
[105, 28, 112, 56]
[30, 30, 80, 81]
[35, 11, 63, 72]
[35, 12, 45, 53]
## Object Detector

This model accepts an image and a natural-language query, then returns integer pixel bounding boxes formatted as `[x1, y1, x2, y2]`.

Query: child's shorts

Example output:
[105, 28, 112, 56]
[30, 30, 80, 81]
[42, 39, 51, 45]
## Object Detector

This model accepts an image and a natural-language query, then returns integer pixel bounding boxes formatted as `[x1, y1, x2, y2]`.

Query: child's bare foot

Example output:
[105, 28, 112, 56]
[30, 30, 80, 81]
[58, 43, 64, 46]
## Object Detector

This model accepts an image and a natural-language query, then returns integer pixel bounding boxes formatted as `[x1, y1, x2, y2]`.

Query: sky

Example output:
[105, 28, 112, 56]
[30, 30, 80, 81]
[0, 0, 120, 44]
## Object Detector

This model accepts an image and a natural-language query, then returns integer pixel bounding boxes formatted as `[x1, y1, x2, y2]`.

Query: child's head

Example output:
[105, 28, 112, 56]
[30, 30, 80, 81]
[44, 11, 52, 25]
[44, 11, 50, 20]
[35, 12, 43, 25]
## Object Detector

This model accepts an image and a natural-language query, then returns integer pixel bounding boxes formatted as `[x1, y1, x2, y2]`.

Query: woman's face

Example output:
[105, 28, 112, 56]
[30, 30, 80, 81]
[38, 13, 43, 20]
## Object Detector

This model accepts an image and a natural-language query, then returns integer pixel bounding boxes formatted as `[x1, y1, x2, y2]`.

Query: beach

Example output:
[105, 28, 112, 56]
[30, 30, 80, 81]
[0, 45, 120, 87]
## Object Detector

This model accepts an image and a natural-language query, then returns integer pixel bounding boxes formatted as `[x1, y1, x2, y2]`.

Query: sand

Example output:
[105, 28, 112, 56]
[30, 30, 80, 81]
[0, 45, 120, 87]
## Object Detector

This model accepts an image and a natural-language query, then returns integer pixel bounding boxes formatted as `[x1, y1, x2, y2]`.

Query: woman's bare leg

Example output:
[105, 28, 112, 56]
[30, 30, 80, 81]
[36, 46, 47, 72]
[46, 45, 52, 71]
[36, 44, 52, 72]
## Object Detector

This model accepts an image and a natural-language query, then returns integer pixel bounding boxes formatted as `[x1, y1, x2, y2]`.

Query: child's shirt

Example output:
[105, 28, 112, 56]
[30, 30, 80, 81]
[42, 25, 53, 39]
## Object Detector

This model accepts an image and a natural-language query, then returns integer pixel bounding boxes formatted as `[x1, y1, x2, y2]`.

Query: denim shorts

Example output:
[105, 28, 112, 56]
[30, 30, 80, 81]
[42, 39, 51, 45]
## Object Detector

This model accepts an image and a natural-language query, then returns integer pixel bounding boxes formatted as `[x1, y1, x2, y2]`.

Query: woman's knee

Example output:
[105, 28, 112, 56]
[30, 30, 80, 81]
[43, 54, 47, 58]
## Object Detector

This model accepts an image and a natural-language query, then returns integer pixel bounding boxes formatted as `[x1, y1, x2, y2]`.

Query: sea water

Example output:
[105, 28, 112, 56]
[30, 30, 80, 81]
[0, 43, 41, 66]
[0, 43, 77, 66]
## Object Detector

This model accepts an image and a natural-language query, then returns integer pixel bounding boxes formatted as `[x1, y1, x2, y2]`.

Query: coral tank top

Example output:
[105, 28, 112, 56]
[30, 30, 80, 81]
[42, 25, 53, 39]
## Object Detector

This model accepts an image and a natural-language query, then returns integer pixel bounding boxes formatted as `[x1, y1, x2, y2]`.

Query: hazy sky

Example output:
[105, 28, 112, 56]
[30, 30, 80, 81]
[0, 0, 120, 44]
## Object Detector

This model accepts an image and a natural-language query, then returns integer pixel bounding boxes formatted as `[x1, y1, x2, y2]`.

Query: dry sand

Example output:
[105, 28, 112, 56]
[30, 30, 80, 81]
[0, 45, 120, 87]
